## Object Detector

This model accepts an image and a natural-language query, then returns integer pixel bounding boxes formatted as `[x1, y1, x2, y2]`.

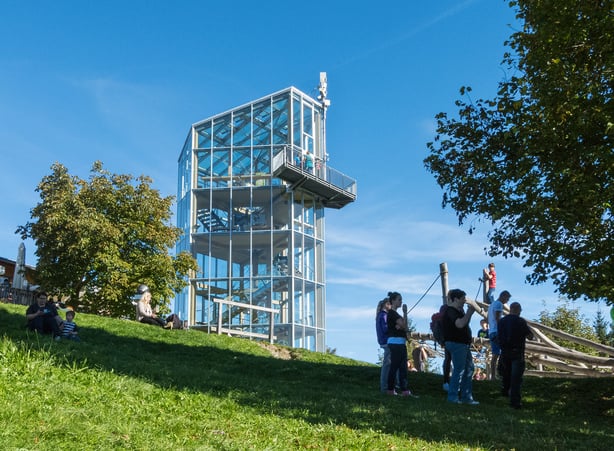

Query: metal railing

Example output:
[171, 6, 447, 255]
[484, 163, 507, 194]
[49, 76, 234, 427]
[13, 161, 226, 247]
[272, 145, 357, 196]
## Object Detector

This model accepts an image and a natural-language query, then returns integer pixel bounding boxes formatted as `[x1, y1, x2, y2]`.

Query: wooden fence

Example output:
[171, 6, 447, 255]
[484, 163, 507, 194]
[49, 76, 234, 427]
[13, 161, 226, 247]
[407, 262, 614, 378]
[0, 287, 35, 306]
[409, 297, 614, 378]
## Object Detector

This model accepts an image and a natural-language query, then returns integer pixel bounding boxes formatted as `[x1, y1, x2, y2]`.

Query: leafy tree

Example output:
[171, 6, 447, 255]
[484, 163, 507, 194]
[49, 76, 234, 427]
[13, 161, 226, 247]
[424, 1, 614, 304]
[537, 299, 598, 354]
[17, 162, 198, 317]
[608, 323, 614, 347]
[604, 307, 614, 347]
[593, 309, 609, 344]
[406, 317, 416, 335]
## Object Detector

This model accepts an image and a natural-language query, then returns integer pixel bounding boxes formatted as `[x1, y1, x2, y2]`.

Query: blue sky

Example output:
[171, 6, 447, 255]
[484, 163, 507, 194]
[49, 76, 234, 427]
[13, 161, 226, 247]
[1, 0, 608, 363]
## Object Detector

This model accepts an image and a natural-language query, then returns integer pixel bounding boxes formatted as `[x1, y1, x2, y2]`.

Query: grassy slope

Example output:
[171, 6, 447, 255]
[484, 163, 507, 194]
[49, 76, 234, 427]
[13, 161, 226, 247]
[1, 303, 612, 451]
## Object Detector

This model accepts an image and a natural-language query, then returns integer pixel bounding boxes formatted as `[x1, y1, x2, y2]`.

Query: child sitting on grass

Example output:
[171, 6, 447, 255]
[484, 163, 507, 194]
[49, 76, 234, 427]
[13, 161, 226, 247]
[61, 310, 80, 341]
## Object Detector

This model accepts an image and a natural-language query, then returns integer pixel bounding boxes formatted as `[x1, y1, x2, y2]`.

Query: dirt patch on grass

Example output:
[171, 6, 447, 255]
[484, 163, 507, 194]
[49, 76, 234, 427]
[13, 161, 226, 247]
[257, 342, 293, 360]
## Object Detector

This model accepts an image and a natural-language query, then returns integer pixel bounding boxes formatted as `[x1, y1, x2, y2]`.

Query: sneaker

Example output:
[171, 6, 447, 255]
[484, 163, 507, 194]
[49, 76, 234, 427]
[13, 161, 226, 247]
[400, 390, 419, 398]
[442, 383, 449, 391]
[54, 335, 61, 341]
[385, 390, 397, 396]
[462, 399, 480, 405]
[447, 399, 461, 404]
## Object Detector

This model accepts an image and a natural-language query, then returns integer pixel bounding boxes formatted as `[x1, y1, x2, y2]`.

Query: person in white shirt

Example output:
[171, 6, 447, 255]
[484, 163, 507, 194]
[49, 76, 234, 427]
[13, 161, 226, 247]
[487, 290, 511, 380]
[135, 284, 165, 327]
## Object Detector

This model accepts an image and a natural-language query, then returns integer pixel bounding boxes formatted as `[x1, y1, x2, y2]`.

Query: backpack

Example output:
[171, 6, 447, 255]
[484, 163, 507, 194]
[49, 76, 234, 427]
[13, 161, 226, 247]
[430, 305, 447, 348]
[165, 314, 183, 330]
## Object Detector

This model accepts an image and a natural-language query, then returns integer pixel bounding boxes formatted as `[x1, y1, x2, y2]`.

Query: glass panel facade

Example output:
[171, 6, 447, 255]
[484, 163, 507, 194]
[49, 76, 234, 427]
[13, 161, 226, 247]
[175, 86, 355, 353]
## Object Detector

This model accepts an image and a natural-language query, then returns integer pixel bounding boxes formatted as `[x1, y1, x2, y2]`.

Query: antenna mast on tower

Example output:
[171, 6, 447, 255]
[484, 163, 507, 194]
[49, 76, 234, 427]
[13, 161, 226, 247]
[318, 72, 330, 161]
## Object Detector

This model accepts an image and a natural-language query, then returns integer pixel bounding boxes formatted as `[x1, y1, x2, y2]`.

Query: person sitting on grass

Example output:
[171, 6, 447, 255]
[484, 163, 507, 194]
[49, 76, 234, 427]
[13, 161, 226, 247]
[135, 284, 166, 327]
[25, 291, 62, 340]
[473, 367, 487, 381]
[61, 310, 80, 341]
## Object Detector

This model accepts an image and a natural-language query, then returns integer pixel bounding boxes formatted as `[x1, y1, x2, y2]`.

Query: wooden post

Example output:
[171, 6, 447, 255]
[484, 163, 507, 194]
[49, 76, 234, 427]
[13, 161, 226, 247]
[439, 262, 448, 306]
[482, 270, 489, 304]
[217, 302, 223, 335]
[402, 304, 408, 332]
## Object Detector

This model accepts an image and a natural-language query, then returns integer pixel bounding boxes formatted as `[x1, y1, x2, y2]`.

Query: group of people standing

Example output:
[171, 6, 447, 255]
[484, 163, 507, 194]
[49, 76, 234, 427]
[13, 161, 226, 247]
[375, 292, 418, 397]
[293, 150, 315, 173]
[438, 264, 533, 408]
[442, 284, 533, 408]
[375, 264, 534, 410]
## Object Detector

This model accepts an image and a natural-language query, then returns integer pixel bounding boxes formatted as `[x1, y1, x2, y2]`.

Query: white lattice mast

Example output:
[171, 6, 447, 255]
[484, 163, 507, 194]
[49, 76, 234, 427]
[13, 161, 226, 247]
[318, 72, 330, 162]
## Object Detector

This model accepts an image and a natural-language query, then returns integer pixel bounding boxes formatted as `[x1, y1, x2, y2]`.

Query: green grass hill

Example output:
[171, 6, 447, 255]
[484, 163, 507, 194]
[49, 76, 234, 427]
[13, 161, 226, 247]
[1, 303, 612, 450]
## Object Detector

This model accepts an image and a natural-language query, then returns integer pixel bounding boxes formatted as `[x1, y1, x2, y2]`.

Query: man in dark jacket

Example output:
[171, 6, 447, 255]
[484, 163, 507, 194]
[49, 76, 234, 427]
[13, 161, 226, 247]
[25, 291, 62, 339]
[498, 301, 534, 409]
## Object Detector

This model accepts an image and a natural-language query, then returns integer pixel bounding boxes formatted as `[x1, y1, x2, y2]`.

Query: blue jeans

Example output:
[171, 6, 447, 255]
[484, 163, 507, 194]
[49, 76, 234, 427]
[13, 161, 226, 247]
[489, 332, 501, 355]
[443, 349, 452, 384]
[486, 288, 495, 304]
[380, 345, 391, 392]
[445, 341, 475, 402]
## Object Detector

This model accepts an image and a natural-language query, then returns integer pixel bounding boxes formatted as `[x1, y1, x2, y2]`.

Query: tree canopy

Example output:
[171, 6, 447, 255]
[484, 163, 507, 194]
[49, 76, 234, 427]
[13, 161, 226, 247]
[538, 300, 599, 354]
[424, 1, 613, 304]
[17, 161, 197, 317]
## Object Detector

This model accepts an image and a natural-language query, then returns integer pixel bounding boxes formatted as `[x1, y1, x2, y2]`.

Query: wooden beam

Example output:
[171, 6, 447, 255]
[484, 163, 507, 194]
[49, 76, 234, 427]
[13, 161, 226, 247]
[526, 342, 614, 366]
[525, 369, 613, 379]
[527, 320, 614, 357]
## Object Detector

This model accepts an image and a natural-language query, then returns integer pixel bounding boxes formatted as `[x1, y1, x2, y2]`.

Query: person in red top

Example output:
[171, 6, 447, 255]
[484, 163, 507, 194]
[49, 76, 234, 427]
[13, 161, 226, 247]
[483, 263, 496, 304]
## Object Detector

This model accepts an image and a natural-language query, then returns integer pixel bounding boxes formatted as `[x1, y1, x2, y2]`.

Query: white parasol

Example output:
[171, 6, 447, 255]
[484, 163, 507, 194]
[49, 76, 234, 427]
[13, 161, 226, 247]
[12, 243, 26, 290]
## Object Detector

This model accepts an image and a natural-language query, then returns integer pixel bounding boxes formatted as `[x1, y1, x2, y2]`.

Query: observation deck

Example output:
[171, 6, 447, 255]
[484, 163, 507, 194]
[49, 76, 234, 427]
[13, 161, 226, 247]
[272, 145, 356, 209]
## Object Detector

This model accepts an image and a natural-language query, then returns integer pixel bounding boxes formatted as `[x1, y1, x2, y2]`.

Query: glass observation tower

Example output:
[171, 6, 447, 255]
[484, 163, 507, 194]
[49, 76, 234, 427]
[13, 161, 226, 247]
[174, 74, 356, 352]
